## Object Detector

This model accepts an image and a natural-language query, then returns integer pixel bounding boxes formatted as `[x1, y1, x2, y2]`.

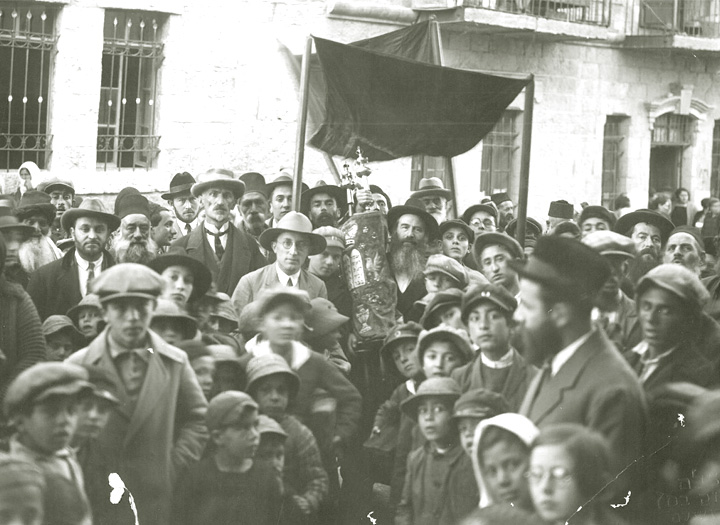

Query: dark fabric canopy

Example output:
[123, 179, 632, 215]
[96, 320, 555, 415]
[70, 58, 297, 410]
[307, 22, 530, 161]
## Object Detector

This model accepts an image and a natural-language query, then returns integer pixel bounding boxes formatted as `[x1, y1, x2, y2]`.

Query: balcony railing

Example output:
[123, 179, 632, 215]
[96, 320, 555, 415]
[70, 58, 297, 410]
[630, 0, 720, 37]
[464, 0, 611, 26]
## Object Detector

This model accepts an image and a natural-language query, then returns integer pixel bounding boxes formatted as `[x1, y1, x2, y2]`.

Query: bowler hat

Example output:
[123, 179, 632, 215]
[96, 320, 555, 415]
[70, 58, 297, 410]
[548, 200, 574, 219]
[38, 177, 74, 195]
[504, 217, 543, 239]
[312, 226, 345, 250]
[387, 198, 439, 241]
[258, 414, 288, 440]
[411, 177, 453, 201]
[14, 190, 56, 224]
[420, 289, 463, 329]
[301, 180, 347, 215]
[511, 235, 611, 300]
[615, 209, 674, 244]
[41, 315, 85, 347]
[579, 205, 616, 229]
[306, 297, 349, 338]
[191, 169, 245, 200]
[115, 193, 150, 220]
[490, 192, 511, 206]
[149, 252, 212, 301]
[4, 362, 93, 417]
[264, 174, 309, 197]
[150, 299, 198, 340]
[256, 287, 312, 317]
[161, 172, 195, 200]
[246, 353, 300, 401]
[380, 321, 423, 358]
[61, 197, 121, 233]
[239, 172, 268, 198]
[452, 388, 510, 420]
[258, 211, 327, 255]
[400, 377, 461, 418]
[461, 283, 517, 324]
[416, 325, 473, 365]
[581, 231, 636, 260]
[636, 263, 709, 312]
[424, 254, 467, 288]
[66, 294, 103, 325]
[472, 232, 523, 267]
[91, 263, 165, 303]
[82, 365, 121, 405]
[438, 219, 475, 245]
[206, 390, 258, 430]
[461, 203, 498, 225]
[668, 226, 705, 252]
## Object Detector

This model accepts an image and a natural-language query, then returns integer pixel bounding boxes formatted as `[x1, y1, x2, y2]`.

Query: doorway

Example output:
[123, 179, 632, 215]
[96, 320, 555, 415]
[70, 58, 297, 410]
[649, 146, 683, 194]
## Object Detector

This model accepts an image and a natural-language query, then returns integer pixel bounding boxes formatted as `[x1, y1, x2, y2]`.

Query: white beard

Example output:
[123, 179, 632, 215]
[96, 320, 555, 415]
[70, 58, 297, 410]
[18, 236, 61, 273]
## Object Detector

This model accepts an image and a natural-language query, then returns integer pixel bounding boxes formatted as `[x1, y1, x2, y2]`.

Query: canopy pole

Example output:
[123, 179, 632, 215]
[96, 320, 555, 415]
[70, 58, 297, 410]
[515, 75, 534, 250]
[292, 36, 313, 212]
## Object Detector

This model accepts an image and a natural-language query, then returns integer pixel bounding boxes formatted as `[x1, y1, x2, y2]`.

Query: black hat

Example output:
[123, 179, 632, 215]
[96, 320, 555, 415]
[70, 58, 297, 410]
[548, 200, 574, 219]
[614, 209, 674, 245]
[148, 251, 213, 301]
[239, 172, 268, 198]
[438, 219, 474, 245]
[82, 365, 121, 405]
[387, 198, 439, 241]
[420, 289, 463, 329]
[579, 205, 616, 229]
[14, 190, 56, 224]
[490, 192, 511, 206]
[461, 203, 498, 225]
[161, 172, 195, 201]
[115, 193, 150, 220]
[113, 187, 141, 216]
[369, 185, 392, 209]
[461, 283, 517, 324]
[61, 198, 121, 233]
[505, 217, 543, 238]
[473, 232, 523, 267]
[511, 235, 611, 300]
[301, 181, 347, 215]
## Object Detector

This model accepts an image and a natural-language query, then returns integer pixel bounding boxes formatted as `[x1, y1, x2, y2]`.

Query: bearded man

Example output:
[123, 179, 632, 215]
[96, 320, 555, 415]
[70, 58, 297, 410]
[14, 190, 63, 274]
[490, 192, 515, 232]
[112, 192, 158, 265]
[301, 181, 346, 229]
[235, 172, 269, 238]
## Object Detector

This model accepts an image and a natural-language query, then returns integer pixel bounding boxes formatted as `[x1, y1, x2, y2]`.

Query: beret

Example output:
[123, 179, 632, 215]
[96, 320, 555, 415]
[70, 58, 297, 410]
[5, 363, 92, 417]
[245, 353, 300, 401]
[452, 388, 510, 420]
[206, 390, 257, 430]
[91, 263, 164, 303]
[380, 322, 423, 357]
[636, 263, 709, 310]
[424, 254, 467, 288]
[582, 230, 636, 259]
[417, 325, 473, 365]
[461, 283, 517, 324]
[401, 377, 461, 418]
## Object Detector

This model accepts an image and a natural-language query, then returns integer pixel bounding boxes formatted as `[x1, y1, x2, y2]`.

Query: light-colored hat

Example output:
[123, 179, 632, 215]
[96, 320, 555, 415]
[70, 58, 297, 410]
[41, 315, 85, 347]
[582, 230, 636, 260]
[66, 294, 103, 325]
[306, 297, 349, 337]
[61, 197, 121, 232]
[91, 263, 165, 303]
[258, 414, 288, 440]
[411, 177, 452, 200]
[400, 376, 461, 418]
[258, 211, 326, 255]
[256, 287, 312, 317]
[191, 168, 245, 199]
[312, 226, 345, 250]
[206, 390, 257, 430]
[417, 325, 473, 364]
[38, 177, 74, 195]
[424, 254, 467, 288]
[636, 263, 710, 311]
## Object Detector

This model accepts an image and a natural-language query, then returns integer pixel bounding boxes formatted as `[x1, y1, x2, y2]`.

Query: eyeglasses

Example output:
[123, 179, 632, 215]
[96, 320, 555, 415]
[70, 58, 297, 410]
[278, 239, 310, 251]
[525, 466, 574, 486]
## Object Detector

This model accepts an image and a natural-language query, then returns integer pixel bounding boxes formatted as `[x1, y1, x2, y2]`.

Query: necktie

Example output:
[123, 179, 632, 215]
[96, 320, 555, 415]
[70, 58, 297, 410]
[287, 278, 293, 287]
[185, 223, 192, 234]
[206, 229, 228, 260]
[87, 262, 95, 294]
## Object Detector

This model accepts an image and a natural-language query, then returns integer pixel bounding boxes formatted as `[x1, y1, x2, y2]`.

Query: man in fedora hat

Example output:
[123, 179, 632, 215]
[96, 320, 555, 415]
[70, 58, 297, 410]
[411, 177, 452, 224]
[301, 181, 346, 229]
[66, 263, 208, 524]
[161, 172, 200, 239]
[14, 190, 63, 274]
[171, 168, 265, 296]
[234, 171, 269, 242]
[27, 198, 119, 321]
[231, 211, 328, 316]
[264, 172, 309, 228]
[38, 177, 75, 220]
[111, 191, 158, 265]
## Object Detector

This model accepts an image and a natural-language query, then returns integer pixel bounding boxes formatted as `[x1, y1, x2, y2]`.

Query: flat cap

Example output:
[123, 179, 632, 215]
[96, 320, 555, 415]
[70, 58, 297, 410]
[452, 388, 510, 420]
[258, 414, 288, 440]
[91, 263, 165, 303]
[5, 362, 92, 417]
[548, 200, 574, 219]
[461, 203, 498, 225]
[504, 217, 543, 239]
[246, 353, 300, 400]
[582, 230, 636, 259]
[417, 325, 473, 365]
[473, 232, 523, 266]
[438, 219, 474, 244]
[380, 321, 423, 357]
[401, 377, 461, 418]
[420, 289, 464, 329]
[461, 283, 517, 324]
[39, 177, 74, 195]
[82, 365, 121, 405]
[424, 254, 467, 288]
[636, 263, 710, 311]
[306, 297, 348, 337]
[312, 226, 345, 250]
[256, 287, 312, 317]
[206, 390, 257, 430]
[579, 205, 616, 229]
[668, 226, 705, 252]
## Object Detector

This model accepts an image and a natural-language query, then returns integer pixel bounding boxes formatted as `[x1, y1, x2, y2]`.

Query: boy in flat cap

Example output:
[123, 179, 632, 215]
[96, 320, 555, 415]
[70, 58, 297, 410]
[453, 388, 509, 458]
[452, 283, 536, 412]
[41, 315, 85, 361]
[65, 263, 208, 524]
[172, 391, 282, 525]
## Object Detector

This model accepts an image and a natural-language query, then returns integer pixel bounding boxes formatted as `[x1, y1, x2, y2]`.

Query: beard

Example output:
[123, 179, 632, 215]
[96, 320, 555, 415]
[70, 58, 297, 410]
[312, 211, 336, 228]
[18, 236, 59, 273]
[519, 318, 564, 367]
[112, 236, 158, 265]
[389, 234, 427, 279]
[627, 248, 660, 288]
[243, 212, 266, 236]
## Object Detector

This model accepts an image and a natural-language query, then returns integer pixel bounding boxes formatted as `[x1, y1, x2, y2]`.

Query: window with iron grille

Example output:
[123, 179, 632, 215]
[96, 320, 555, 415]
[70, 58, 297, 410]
[97, 10, 165, 171]
[0, 4, 56, 171]
[480, 111, 519, 195]
[652, 113, 693, 146]
[711, 121, 720, 197]
[601, 116, 628, 209]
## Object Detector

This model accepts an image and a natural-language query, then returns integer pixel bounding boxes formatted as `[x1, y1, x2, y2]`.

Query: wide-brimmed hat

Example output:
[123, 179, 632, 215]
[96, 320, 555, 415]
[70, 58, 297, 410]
[258, 211, 326, 255]
[615, 209, 674, 244]
[161, 172, 195, 200]
[461, 283, 517, 324]
[5, 363, 92, 417]
[149, 252, 212, 301]
[461, 203, 498, 225]
[400, 377, 461, 418]
[301, 180, 347, 215]
[387, 198, 439, 241]
[0, 209, 34, 239]
[191, 169, 245, 200]
[239, 172, 268, 198]
[473, 232, 523, 267]
[438, 219, 475, 245]
[66, 293, 103, 325]
[579, 205, 616, 229]
[581, 231, 636, 260]
[306, 297, 349, 337]
[264, 174, 309, 197]
[416, 325, 473, 364]
[504, 217, 543, 239]
[91, 263, 165, 303]
[38, 177, 74, 195]
[150, 298, 198, 340]
[14, 190, 56, 223]
[411, 177, 452, 200]
[41, 315, 86, 347]
[246, 353, 301, 400]
[61, 197, 121, 233]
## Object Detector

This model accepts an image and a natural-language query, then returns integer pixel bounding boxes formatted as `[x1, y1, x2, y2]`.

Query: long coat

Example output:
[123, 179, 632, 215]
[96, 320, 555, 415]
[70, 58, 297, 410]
[519, 328, 648, 474]
[26, 248, 115, 320]
[171, 221, 266, 296]
[66, 329, 208, 525]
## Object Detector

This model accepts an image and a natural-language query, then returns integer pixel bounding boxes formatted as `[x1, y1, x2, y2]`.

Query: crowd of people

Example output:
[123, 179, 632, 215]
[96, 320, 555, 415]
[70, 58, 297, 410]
[0, 163, 718, 525]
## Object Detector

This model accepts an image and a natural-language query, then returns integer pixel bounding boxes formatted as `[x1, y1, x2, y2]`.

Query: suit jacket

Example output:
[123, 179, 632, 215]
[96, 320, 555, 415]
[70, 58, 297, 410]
[232, 264, 328, 318]
[599, 291, 641, 354]
[520, 328, 648, 473]
[171, 220, 266, 296]
[66, 329, 208, 525]
[27, 248, 116, 320]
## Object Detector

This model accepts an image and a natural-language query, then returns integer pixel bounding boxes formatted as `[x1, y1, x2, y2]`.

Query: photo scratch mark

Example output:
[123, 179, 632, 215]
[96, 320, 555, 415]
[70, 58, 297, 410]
[678, 413, 685, 427]
[610, 491, 632, 508]
[367, 510, 377, 524]
[108, 473, 139, 525]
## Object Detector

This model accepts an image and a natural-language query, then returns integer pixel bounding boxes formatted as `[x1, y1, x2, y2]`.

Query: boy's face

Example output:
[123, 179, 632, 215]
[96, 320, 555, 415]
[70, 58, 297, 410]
[0, 483, 44, 525]
[19, 395, 80, 454]
[457, 416, 483, 456]
[45, 333, 76, 362]
[423, 341, 463, 378]
[425, 273, 459, 293]
[467, 303, 511, 356]
[214, 409, 260, 461]
[436, 305, 463, 330]
[254, 375, 290, 418]
[481, 439, 531, 509]
[257, 440, 285, 475]
[77, 308, 102, 338]
[391, 341, 420, 379]
[260, 304, 304, 348]
[150, 319, 185, 345]
[190, 356, 215, 400]
[75, 397, 114, 441]
[417, 398, 453, 446]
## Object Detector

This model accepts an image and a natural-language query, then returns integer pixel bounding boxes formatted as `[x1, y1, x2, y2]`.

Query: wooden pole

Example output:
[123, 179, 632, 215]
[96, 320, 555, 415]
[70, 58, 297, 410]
[515, 75, 535, 250]
[292, 36, 313, 212]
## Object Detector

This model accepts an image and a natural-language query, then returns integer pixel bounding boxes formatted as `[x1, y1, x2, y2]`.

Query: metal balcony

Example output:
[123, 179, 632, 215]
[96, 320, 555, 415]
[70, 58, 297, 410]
[463, 0, 611, 26]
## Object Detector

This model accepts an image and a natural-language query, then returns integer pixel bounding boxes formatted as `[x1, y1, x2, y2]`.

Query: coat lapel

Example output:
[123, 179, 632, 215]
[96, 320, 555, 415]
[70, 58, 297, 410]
[80, 332, 133, 421]
[502, 350, 531, 401]
[217, 225, 248, 292]
[262, 265, 281, 289]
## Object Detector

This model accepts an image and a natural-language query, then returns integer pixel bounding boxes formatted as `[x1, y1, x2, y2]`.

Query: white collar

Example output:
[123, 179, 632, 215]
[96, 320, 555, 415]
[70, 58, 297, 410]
[74, 250, 103, 271]
[250, 340, 312, 370]
[632, 340, 676, 364]
[550, 329, 594, 376]
[276, 264, 301, 286]
[405, 379, 417, 395]
[204, 221, 230, 234]
[480, 348, 514, 369]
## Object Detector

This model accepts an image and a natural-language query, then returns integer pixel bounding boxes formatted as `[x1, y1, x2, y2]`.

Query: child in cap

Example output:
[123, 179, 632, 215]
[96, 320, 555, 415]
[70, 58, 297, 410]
[471, 413, 538, 511]
[246, 353, 329, 520]
[171, 391, 283, 525]
[452, 284, 536, 411]
[150, 298, 198, 345]
[396, 377, 479, 525]
[256, 414, 287, 476]
[4, 362, 94, 522]
[305, 297, 351, 375]
[419, 288, 465, 330]
[453, 388, 510, 457]
[207, 344, 246, 396]
[0, 454, 45, 525]
[176, 340, 215, 400]
[66, 293, 104, 343]
[418, 325, 473, 379]
[41, 315, 85, 361]
[424, 254, 468, 293]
